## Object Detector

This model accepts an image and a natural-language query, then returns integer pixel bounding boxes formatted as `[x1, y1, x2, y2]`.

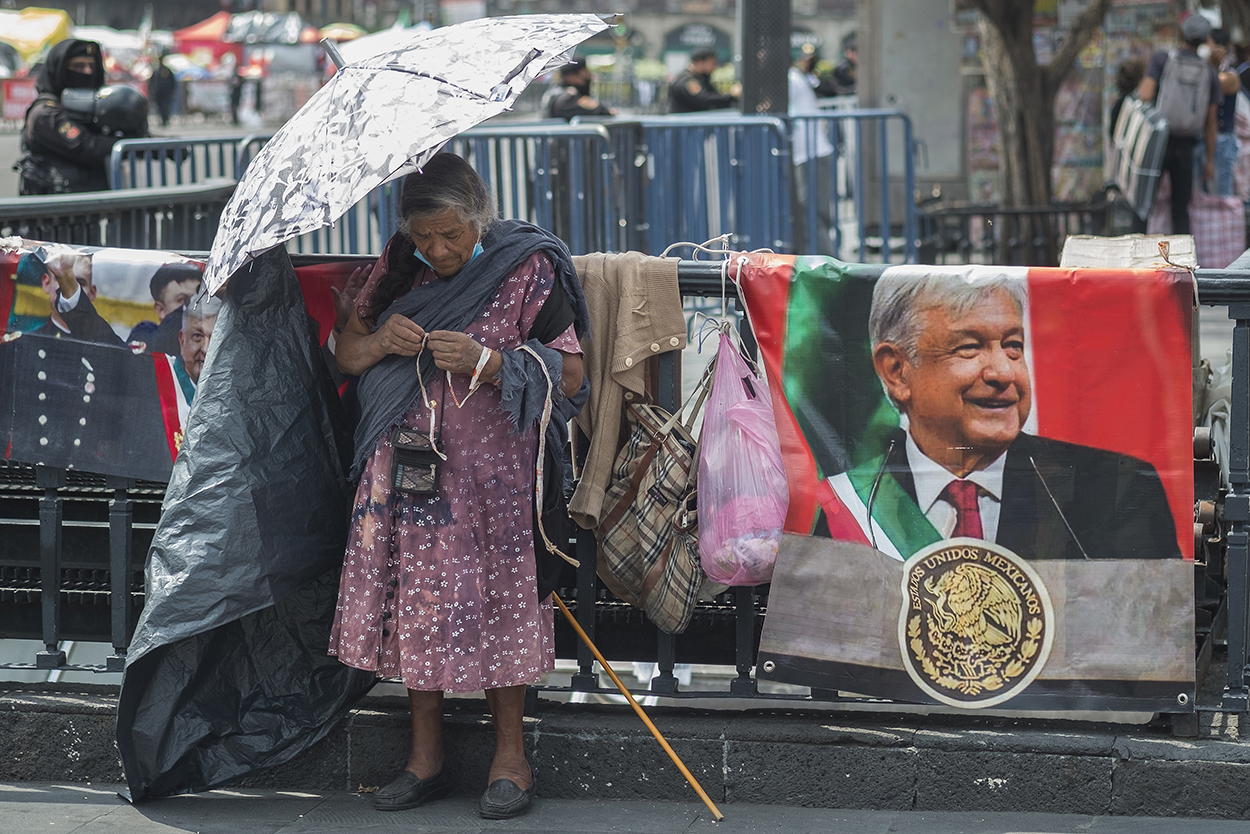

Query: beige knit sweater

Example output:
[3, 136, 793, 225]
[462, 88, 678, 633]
[568, 252, 687, 530]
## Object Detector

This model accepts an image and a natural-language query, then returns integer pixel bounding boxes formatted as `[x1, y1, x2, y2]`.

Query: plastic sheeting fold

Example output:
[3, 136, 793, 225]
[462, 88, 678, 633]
[116, 247, 374, 801]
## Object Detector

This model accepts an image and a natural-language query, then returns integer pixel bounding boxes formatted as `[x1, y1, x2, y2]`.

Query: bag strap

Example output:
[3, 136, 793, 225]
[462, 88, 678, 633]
[656, 348, 718, 437]
[517, 343, 579, 568]
[598, 431, 664, 535]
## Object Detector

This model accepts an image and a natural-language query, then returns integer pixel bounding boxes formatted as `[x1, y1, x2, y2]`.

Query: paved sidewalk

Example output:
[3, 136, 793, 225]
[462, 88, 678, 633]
[3, 783, 1249, 834]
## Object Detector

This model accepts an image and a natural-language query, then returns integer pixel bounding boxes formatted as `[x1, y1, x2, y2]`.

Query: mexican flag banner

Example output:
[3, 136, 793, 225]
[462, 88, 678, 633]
[739, 254, 1195, 711]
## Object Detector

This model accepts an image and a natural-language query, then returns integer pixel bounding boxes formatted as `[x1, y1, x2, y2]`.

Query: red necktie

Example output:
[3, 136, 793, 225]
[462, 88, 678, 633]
[941, 479, 983, 539]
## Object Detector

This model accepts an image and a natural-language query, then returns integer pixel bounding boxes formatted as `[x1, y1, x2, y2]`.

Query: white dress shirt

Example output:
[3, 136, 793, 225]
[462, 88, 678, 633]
[788, 66, 834, 166]
[904, 432, 1006, 542]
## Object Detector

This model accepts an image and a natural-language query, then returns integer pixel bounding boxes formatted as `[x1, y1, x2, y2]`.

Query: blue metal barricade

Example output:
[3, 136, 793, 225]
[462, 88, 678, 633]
[0, 180, 236, 250]
[234, 132, 276, 177]
[284, 179, 402, 258]
[789, 108, 916, 263]
[285, 123, 620, 258]
[109, 136, 269, 190]
[106, 114, 912, 263]
[447, 123, 618, 255]
[616, 115, 790, 255]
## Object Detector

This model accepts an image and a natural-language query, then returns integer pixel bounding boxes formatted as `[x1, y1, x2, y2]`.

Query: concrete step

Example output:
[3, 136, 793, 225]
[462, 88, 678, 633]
[3, 682, 1250, 819]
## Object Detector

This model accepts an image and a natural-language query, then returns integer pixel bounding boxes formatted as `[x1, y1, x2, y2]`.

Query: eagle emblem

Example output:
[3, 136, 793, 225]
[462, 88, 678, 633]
[898, 539, 1053, 708]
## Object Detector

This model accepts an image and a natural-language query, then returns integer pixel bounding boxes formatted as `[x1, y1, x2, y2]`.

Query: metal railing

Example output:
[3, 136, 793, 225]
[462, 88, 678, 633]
[790, 109, 917, 263]
[447, 123, 620, 256]
[104, 113, 917, 262]
[618, 115, 792, 254]
[109, 136, 271, 190]
[0, 258, 1239, 717]
[917, 194, 1117, 267]
[0, 180, 236, 251]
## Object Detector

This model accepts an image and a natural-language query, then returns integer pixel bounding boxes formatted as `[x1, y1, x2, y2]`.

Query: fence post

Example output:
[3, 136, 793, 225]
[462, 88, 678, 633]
[571, 526, 599, 691]
[1225, 305, 1250, 707]
[650, 346, 683, 695]
[35, 465, 66, 669]
[106, 475, 135, 673]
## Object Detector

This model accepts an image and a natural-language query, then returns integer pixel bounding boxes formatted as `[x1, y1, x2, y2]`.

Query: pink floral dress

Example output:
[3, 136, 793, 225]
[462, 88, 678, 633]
[329, 251, 579, 693]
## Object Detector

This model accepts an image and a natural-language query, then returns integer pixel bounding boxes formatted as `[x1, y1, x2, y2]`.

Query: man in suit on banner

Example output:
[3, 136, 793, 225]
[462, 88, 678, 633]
[818, 273, 1179, 561]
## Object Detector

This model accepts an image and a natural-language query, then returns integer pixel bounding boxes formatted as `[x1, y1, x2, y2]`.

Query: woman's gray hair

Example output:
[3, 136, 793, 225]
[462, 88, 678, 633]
[869, 271, 1027, 361]
[398, 153, 497, 237]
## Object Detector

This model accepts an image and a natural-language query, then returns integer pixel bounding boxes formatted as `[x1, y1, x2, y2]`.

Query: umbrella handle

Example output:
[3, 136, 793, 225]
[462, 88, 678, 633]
[552, 593, 725, 822]
[320, 39, 346, 71]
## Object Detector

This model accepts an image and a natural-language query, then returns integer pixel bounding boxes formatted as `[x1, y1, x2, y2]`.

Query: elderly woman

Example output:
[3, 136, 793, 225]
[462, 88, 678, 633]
[330, 154, 588, 819]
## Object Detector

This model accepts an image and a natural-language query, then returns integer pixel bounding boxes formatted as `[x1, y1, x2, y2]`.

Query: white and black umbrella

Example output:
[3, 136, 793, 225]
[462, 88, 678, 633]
[204, 13, 608, 294]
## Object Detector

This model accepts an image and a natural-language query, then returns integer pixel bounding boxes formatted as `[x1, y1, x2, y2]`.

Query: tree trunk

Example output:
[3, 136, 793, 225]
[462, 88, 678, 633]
[972, 0, 1113, 264]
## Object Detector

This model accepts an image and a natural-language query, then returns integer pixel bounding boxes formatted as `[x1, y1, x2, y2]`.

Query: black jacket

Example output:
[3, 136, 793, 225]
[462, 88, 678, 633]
[35, 291, 126, 348]
[667, 69, 736, 113]
[17, 39, 115, 194]
[818, 429, 1180, 561]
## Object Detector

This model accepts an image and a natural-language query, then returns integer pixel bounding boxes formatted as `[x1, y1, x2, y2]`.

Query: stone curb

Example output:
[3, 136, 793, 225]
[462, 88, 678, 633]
[2, 684, 1249, 818]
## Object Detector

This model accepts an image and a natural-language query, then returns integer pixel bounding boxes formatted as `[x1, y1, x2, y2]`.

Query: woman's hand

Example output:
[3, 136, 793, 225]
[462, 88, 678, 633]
[374, 314, 426, 357]
[335, 310, 424, 376]
[331, 264, 371, 332]
[427, 330, 489, 375]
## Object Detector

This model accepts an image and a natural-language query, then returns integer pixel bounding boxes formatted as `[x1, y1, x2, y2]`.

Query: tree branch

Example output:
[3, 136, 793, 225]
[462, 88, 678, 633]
[968, 0, 1009, 35]
[1044, 0, 1113, 89]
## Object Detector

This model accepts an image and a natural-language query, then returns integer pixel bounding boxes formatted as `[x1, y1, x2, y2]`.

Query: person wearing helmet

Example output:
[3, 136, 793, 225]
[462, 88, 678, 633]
[15, 39, 137, 195]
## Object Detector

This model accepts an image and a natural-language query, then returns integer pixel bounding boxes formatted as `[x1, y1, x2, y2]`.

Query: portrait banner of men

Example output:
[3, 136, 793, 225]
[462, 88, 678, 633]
[1, 240, 369, 482]
[738, 254, 1195, 712]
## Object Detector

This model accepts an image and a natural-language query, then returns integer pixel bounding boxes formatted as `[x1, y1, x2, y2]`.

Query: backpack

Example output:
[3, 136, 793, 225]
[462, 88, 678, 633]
[1156, 49, 1212, 137]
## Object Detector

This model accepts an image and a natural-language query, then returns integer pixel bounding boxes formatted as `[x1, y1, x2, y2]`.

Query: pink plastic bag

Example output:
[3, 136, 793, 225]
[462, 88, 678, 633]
[696, 332, 789, 585]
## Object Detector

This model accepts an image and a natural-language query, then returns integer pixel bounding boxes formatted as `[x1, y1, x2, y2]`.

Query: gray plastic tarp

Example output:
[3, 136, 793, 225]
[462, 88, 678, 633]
[115, 247, 375, 800]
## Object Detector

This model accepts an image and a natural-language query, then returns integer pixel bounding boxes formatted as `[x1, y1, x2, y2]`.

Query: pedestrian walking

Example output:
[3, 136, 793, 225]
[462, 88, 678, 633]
[1137, 13, 1221, 233]
[150, 51, 178, 128]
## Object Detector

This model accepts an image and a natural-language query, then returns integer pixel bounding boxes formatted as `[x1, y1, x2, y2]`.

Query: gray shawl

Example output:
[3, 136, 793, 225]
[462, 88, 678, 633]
[350, 219, 588, 480]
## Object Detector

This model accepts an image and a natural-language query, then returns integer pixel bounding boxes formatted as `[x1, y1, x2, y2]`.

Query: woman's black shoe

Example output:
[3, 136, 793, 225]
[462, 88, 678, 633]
[373, 768, 453, 811]
[477, 774, 537, 819]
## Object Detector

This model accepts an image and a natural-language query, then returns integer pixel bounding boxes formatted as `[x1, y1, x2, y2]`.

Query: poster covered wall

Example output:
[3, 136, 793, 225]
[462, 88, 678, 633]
[740, 254, 1194, 711]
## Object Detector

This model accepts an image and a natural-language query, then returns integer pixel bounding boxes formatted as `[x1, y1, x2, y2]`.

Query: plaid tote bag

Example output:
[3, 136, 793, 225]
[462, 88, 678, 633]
[597, 401, 704, 634]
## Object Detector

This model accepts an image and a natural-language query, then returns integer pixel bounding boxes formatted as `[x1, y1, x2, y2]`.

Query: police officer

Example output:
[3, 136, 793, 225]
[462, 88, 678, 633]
[17, 39, 117, 195]
[544, 59, 614, 121]
[667, 47, 739, 114]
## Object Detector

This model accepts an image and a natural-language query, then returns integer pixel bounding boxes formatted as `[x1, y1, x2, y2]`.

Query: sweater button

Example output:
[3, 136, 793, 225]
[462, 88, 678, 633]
[624, 357, 633, 367]
[669, 337, 680, 346]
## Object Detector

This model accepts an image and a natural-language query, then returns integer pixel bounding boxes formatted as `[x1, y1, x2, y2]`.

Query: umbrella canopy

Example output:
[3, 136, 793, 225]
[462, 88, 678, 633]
[204, 13, 607, 294]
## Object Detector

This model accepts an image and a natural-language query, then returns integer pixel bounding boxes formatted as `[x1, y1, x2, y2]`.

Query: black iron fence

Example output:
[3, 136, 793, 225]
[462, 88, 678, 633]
[0, 260, 1241, 721]
[917, 193, 1118, 267]
[0, 181, 235, 252]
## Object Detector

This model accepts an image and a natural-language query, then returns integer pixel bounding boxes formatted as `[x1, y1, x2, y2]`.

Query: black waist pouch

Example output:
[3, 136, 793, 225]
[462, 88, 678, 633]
[391, 426, 441, 495]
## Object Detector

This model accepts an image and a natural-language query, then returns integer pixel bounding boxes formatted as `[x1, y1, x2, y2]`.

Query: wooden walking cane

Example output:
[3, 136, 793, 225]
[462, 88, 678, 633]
[552, 593, 725, 822]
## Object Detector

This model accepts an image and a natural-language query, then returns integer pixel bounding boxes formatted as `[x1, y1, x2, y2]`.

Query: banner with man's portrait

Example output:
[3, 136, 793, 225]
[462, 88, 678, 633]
[739, 254, 1195, 712]
[1, 240, 363, 481]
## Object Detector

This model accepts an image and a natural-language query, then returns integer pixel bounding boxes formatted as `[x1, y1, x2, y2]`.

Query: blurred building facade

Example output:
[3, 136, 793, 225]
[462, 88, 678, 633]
[28, 0, 856, 72]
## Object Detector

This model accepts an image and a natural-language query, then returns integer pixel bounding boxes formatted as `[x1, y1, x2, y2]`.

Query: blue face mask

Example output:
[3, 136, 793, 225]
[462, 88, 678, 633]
[413, 240, 484, 271]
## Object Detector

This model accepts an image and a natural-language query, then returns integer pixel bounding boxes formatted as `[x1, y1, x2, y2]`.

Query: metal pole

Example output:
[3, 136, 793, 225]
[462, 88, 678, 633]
[737, 0, 790, 114]
[35, 466, 65, 669]
[1225, 305, 1250, 707]
[107, 476, 135, 673]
